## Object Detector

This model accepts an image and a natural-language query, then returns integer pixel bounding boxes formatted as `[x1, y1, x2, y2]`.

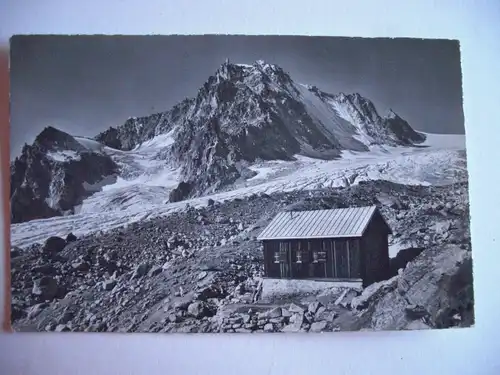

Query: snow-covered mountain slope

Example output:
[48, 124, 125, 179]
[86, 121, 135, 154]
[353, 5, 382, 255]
[10, 130, 467, 249]
[93, 60, 426, 201]
[10, 59, 465, 247]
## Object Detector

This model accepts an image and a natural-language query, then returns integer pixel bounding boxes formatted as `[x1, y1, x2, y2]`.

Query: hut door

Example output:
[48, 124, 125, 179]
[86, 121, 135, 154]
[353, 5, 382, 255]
[334, 240, 350, 279]
[309, 240, 328, 279]
[278, 242, 291, 278]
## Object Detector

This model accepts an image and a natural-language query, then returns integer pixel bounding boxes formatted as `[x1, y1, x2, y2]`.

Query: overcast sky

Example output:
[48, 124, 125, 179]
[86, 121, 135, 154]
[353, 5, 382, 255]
[9, 35, 464, 158]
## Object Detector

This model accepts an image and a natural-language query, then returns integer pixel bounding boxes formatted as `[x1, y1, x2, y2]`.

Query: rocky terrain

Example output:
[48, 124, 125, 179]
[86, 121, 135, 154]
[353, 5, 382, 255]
[10, 179, 473, 333]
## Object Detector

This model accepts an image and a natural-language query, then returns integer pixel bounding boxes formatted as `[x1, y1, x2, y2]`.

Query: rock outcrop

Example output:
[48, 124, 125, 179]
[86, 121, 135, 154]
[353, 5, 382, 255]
[10, 127, 119, 223]
[352, 244, 473, 330]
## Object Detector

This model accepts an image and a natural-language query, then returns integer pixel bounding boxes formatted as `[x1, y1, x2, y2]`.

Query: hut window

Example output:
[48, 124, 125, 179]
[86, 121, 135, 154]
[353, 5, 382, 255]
[275, 244, 288, 263]
[296, 251, 302, 263]
[313, 251, 327, 263]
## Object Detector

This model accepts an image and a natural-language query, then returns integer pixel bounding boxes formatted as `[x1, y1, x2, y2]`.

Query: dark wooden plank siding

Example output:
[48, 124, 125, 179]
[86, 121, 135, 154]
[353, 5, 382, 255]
[261, 208, 390, 286]
[360, 212, 391, 286]
[263, 240, 281, 278]
[262, 234, 385, 284]
[348, 239, 361, 279]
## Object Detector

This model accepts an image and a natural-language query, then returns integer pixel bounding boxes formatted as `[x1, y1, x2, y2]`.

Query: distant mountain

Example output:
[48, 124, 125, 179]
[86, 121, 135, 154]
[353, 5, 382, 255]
[11, 59, 427, 223]
[10, 127, 118, 223]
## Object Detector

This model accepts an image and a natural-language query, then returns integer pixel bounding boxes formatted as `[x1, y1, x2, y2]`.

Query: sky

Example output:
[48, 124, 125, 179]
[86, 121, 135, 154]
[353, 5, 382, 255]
[9, 35, 464, 159]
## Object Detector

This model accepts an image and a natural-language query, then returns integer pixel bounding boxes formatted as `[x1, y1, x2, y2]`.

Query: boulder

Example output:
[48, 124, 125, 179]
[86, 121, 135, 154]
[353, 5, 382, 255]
[10, 247, 21, 259]
[32, 276, 59, 301]
[334, 288, 360, 308]
[309, 321, 328, 333]
[289, 303, 305, 314]
[102, 279, 117, 291]
[131, 263, 150, 280]
[308, 301, 322, 314]
[66, 233, 78, 242]
[187, 301, 211, 318]
[148, 265, 163, 277]
[42, 236, 67, 255]
[356, 244, 473, 330]
[266, 307, 282, 319]
[263, 323, 275, 332]
[55, 324, 71, 332]
[27, 303, 48, 319]
[72, 260, 90, 272]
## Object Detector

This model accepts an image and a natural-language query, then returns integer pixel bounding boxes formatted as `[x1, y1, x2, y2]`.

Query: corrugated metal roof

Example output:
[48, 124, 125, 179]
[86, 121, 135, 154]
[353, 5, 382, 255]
[257, 206, 382, 240]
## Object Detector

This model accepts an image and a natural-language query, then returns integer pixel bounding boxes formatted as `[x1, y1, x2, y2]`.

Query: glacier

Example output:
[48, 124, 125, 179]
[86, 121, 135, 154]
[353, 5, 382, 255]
[10, 131, 466, 249]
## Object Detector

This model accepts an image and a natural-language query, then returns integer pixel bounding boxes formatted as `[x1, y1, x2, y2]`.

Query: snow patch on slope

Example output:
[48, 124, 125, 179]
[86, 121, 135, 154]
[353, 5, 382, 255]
[47, 150, 81, 162]
[293, 83, 367, 151]
[74, 136, 106, 153]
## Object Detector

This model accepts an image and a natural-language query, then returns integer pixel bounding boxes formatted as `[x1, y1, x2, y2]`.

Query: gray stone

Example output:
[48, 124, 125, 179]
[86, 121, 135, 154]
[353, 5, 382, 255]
[263, 323, 274, 332]
[405, 304, 429, 319]
[71, 260, 90, 272]
[131, 263, 150, 280]
[290, 312, 304, 326]
[316, 309, 337, 322]
[281, 323, 302, 333]
[10, 247, 21, 258]
[266, 307, 282, 319]
[42, 236, 67, 255]
[315, 306, 326, 318]
[57, 310, 75, 325]
[309, 321, 328, 332]
[55, 324, 71, 332]
[360, 244, 473, 331]
[168, 314, 180, 323]
[269, 317, 285, 324]
[308, 301, 322, 314]
[148, 265, 163, 277]
[289, 303, 305, 314]
[32, 276, 58, 301]
[102, 279, 117, 291]
[334, 289, 359, 308]
[27, 303, 48, 319]
[234, 328, 252, 333]
[187, 301, 210, 318]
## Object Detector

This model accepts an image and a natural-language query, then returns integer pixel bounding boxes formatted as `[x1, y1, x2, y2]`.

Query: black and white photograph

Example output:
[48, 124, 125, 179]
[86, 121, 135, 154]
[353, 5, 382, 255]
[8, 35, 473, 333]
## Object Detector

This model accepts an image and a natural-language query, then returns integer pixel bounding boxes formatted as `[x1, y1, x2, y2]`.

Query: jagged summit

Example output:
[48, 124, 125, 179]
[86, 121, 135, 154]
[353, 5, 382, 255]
[386, 108, 399, 119]
[32, 126, 89, 153]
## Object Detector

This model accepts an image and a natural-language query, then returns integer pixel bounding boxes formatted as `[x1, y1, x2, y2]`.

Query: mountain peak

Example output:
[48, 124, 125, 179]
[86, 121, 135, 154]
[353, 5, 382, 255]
[34, 126, 70, 145]
[32, 126, 87, 154]
[386, 108, 399, 119]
